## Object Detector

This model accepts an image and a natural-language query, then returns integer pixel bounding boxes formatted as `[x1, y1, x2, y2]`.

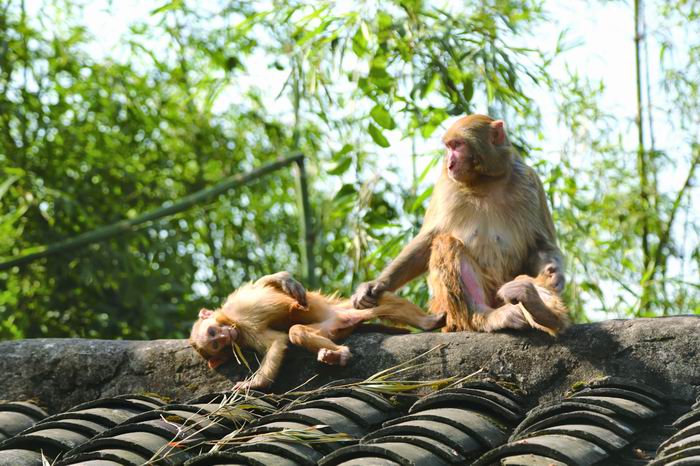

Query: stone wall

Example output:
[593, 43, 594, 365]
[1, 316, 698, 412]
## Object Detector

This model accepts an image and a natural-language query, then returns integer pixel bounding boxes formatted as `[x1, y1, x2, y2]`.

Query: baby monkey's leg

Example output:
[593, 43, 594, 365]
[288, 323, 352, 366]
[367, 293, 445, 330]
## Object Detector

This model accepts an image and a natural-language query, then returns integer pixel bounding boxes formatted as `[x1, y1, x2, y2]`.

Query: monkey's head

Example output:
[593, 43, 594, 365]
[189, 308, 239, 369]
[441, 114, 513, 184]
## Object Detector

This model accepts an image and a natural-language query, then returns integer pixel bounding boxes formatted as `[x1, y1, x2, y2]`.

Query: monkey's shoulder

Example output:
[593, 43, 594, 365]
[511, 159, 544, 190]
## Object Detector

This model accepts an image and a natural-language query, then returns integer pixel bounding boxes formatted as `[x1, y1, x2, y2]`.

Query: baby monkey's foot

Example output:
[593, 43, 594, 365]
[317, 346, 352, 366]
[422, 312, 447, 330]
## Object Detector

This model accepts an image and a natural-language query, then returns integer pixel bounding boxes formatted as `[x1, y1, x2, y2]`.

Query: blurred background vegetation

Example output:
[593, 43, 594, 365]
[0, 0, 698, 339]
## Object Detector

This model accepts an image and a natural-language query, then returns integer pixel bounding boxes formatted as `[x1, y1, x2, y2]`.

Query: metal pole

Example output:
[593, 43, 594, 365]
[0, 154, 304, 271]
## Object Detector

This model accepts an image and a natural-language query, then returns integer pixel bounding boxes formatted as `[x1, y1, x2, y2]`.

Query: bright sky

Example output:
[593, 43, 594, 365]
[33, 0, 642, 136]
[28, 0, 680, 176]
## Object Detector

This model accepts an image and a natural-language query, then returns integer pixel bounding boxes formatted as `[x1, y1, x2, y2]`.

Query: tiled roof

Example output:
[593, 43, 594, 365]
[650, 397, 700, 465]
[1, 376, 697, 465]
[0, 402, 48, 442]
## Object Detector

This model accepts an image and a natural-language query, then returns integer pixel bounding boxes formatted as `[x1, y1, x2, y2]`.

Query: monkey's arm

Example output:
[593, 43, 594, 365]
[352, 231, 434, 309]
[254, 271, 307, 307]
[524, 171, 565, 293]
[235, 330, 289, 391]
[378, 230, 435, 290]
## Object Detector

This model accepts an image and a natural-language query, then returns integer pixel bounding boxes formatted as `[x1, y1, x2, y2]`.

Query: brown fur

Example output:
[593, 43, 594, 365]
[429, 233, 568, 334]
[190, 278, 444, 390]
[353, 114, 568, 335]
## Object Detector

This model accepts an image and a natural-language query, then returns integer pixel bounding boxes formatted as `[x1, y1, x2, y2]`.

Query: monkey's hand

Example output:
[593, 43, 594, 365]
[280, 275, 308, 308]
[497, 278, 542, 307]
[233, 376, 270, 392]
[351, 280, 388, 309]
[256, 271, 308, 308]
[540, 263, 565, 294]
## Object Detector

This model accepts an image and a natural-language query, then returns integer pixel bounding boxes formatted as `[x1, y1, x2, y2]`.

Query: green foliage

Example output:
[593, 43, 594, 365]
[546, 3, 700, 318]
[0, 1, 305, 338]
[255, 0, 554, 296]
[0, 0, 698, 340]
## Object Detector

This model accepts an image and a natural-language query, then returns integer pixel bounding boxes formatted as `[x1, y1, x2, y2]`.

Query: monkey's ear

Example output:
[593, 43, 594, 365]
[490, 120, 507, 145]
[199, 308, 214, 320]
[207, 353, 231, 370]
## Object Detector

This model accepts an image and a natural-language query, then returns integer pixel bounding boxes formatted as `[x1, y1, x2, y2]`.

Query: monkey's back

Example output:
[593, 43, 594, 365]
[225, 284, 340, 332]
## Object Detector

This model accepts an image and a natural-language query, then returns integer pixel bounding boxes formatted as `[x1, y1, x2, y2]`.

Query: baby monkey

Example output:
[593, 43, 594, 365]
[190, 272, 445, 390]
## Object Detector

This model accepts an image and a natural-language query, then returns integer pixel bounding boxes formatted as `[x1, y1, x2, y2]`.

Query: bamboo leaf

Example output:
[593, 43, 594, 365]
[410, 185, 433, 212]
[370, 104, 396, 130]
[328, 157, 352, 175]
[333, 183, 356, 201]
[232, 342, 252, 373]
[332, 143, 353, 161]
[150, 0, 184, 16]
[0, 175, 19, 201]
[368, 123, 390, 147]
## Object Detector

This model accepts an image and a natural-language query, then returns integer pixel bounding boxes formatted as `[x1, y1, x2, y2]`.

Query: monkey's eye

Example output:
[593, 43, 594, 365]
[207, 327, 216, 337]
[211, 341, 220, 351]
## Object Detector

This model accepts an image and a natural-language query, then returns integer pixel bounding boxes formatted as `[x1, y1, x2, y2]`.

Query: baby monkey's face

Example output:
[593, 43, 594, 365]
[191, 308, 238, 368]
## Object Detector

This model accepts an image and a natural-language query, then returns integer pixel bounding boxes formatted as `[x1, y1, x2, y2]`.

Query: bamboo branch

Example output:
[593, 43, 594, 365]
[648, 149, 700, 281]
[294, 156, 317, 288]
[0, 154, 304, 271]
[634, 0, 650, 269]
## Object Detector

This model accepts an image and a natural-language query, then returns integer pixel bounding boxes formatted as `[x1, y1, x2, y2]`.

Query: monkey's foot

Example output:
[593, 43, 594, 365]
[480, 303, 529, 332]
[515, 302, 558, 337]
[318, 347, 352, 366]
[422, 312, 447, 330]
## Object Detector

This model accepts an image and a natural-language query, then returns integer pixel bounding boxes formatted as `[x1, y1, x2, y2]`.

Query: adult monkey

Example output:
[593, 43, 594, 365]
[352, 114, 568, 334]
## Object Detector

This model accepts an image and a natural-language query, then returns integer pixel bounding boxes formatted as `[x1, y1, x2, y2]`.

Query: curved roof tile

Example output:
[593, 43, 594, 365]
[0, 375, 696, 465]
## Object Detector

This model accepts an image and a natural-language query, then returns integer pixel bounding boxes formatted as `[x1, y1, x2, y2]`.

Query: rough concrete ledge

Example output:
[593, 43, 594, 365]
[1, 316, 698, 412]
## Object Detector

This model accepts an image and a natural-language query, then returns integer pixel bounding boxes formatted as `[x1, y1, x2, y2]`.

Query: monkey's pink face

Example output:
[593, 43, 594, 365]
[445, 139, 478, 182]
[194, 309, 238, 365]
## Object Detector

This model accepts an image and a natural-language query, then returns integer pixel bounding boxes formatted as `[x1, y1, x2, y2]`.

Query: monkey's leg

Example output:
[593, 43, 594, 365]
[362, 293, 445, 331]
[288, 323, 352, 366]
[428, 234, 489, 332]
[529, 278, 569, 333]
[477, 304, 529, 332]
